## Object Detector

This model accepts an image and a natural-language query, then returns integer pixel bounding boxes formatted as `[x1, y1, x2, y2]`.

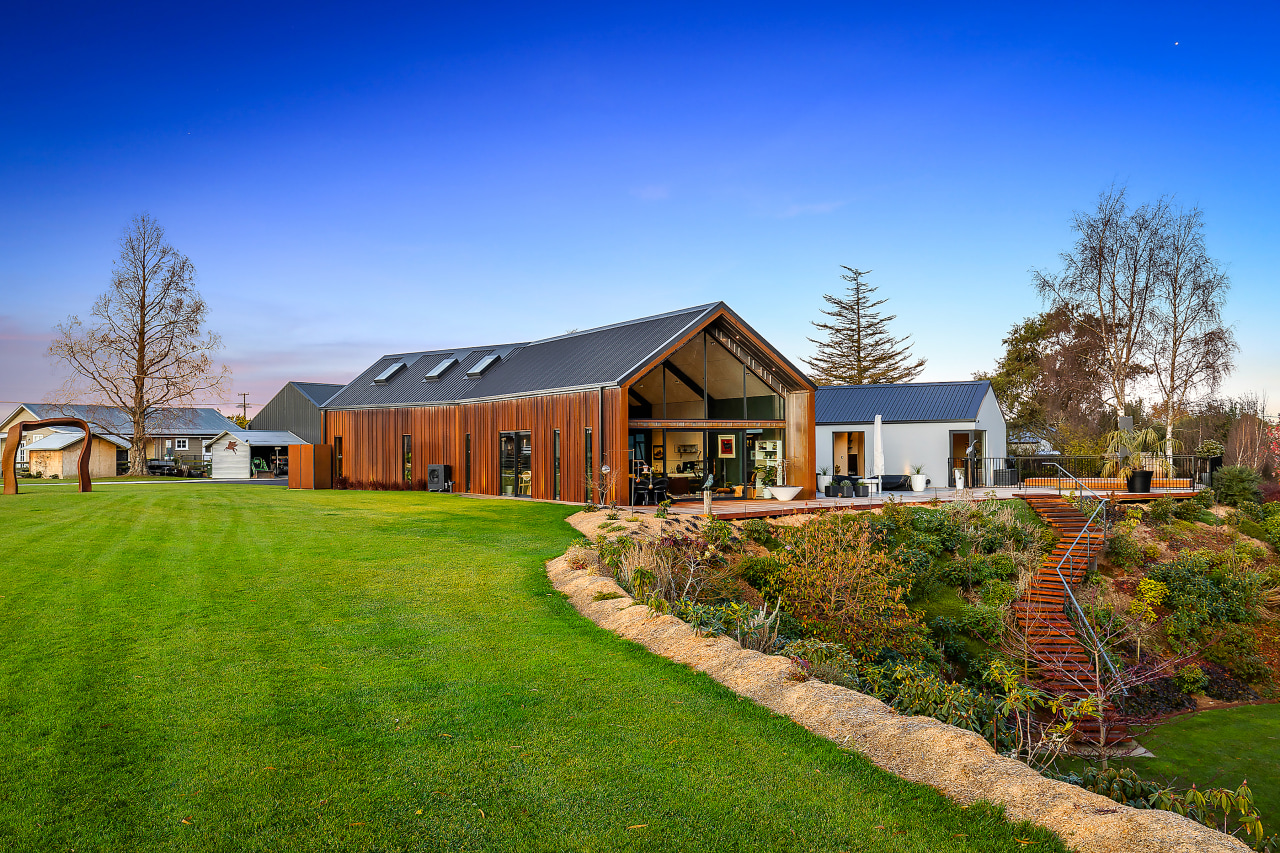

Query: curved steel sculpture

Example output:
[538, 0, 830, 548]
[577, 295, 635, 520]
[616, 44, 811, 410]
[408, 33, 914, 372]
[2, 418, 94, 494]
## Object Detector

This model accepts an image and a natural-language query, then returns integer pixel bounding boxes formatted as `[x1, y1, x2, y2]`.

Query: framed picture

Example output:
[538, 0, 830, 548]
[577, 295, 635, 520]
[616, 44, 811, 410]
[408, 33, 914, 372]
[652, 446, 664, 461]
[718, 434, 736, 458]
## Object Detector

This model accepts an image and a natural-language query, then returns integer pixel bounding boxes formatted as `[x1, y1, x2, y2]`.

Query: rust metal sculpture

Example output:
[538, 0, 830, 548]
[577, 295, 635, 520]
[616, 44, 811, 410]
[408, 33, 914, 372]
[2, 418, 94, 494]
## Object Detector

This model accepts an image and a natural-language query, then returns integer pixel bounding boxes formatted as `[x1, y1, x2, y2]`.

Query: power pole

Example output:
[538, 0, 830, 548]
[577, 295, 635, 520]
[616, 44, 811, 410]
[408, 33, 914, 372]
[238, 393, 251, 422]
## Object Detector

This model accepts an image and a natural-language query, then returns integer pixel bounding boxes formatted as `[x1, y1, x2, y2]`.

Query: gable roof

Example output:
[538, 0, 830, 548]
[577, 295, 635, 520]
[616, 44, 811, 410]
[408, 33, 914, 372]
[204, 429, 307, 449]
[323, 303, 812, 410]
[6, 404, 236, 437]
[291, 382, 344, 407]
[815, 381, 992, 424]
[21, 428, 129, 451]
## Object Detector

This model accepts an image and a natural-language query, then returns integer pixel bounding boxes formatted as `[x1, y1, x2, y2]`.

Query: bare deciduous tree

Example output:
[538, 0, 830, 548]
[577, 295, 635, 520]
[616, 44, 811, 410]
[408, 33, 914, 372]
[1035, 185, 1168, 417]
[47, 214, 230, 474]
[1142, 205, 1237, 465]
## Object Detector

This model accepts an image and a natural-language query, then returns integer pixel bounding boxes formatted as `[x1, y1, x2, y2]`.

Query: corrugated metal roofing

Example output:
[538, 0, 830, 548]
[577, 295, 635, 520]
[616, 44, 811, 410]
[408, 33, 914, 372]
[324, 304, 725, 409]
[205, 429, 306, 447]
[17, 404, 237, 436]
[815, 381, 991, 424]
[291, 382, 344, 406]
[21, 429, 128, 451]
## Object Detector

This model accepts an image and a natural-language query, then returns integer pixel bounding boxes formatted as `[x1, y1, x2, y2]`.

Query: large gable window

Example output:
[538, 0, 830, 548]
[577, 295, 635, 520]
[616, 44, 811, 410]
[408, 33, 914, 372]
[628, 328, 785, 422]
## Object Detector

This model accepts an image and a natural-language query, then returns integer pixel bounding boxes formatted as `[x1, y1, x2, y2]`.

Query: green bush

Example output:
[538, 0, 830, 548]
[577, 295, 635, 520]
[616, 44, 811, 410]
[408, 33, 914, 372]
[736, 555, 786, 599]
[1174, 664, 1208, 694]
[980, 579, 1017, 607]
[1192, 487, 1216, 508]
[956, 603, 1004, 643]
[1148, 496, 1176, 524]
[1172, 499, 1204, 522]
[1105, 533, 1145, 568]
[1163, 607, 1207, 653]
[1204, 624, 1270, 683]
[1147, 551, 1258, 624]
[911, 509, 966, 552]
[700, 518, 736, 550]
[1213, 465, 1264, 508]
[739, 518, 775, 546]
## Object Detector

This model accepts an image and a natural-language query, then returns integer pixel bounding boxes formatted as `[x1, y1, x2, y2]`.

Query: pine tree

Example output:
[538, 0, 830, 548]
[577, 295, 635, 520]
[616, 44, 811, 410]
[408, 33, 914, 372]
[803, 267, 926, 385]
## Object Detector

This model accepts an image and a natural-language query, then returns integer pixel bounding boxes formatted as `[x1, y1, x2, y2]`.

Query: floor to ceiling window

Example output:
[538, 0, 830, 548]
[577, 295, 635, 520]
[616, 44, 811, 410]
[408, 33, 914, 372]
[499, 431, 532, 497]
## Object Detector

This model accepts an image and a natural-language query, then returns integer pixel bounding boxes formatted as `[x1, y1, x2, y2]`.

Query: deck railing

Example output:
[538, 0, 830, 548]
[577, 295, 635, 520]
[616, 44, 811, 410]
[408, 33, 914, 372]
[947, 455, 1204, 490]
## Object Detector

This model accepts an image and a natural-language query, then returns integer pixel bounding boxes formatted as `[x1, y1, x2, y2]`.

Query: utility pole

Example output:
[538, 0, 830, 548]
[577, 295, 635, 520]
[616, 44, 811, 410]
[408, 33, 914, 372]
[238, 393, 251, 422]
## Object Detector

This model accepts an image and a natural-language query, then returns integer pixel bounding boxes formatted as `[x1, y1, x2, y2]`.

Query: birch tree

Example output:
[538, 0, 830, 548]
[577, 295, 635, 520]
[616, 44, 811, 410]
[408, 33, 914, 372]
[47, 214, 230, 474]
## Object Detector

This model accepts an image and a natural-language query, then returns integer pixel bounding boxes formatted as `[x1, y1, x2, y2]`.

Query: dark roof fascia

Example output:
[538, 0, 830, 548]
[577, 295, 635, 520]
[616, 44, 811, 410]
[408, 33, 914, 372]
[322, 382, 618, 411]
[816, 416, 982, 426]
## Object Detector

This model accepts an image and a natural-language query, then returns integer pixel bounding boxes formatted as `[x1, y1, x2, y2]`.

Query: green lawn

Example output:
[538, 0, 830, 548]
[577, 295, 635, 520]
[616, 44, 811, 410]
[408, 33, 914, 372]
[1112, 705, 1280, 824]
[0, 486, 1064, 852]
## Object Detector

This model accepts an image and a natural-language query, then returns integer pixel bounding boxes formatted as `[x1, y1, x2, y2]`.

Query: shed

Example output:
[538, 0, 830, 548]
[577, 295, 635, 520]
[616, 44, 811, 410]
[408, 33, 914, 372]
[204, 429, 307, 479]
[250, 382, 342, 444]
[815, 381, 1008, 488]
[20, 429, 128, 479]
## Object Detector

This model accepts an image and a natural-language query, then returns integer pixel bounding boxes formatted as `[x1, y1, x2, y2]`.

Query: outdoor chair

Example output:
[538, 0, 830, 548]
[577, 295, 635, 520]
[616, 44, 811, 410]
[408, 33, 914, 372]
[651, 478, 668, 504]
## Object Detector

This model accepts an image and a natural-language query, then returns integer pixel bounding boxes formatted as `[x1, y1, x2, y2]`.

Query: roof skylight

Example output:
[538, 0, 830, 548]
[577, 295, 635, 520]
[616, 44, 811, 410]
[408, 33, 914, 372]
[372, 362, 406, 384]
[423, 357, 457, 381]
[466, 354, 501, 378]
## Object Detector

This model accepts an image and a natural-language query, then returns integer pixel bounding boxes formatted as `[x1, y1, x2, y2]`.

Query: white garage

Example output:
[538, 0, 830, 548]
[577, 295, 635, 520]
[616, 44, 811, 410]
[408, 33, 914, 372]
[204, 429, 306, 479]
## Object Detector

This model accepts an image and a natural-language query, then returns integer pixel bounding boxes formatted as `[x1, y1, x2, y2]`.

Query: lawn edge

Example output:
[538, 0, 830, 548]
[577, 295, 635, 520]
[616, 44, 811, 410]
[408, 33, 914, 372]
[547, 523, 1249, 853]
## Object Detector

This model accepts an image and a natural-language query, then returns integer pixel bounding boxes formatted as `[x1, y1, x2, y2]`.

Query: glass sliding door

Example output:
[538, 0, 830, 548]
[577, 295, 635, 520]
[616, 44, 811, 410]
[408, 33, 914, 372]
[500, 431, 532, 497]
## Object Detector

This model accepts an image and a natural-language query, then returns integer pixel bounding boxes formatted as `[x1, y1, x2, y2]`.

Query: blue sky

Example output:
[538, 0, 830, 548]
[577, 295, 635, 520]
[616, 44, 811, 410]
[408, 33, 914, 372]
[2, 2, 1277, 417]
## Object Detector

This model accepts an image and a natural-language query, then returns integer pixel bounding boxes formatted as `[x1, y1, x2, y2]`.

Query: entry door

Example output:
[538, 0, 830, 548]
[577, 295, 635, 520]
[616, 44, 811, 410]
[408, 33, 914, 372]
[950, 432, 970, 486]
[500, 431, 532, 497]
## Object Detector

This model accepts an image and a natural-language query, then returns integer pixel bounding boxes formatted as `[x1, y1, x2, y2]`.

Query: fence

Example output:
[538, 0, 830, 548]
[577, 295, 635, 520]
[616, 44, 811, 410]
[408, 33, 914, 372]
[946, 455, 1206, 490]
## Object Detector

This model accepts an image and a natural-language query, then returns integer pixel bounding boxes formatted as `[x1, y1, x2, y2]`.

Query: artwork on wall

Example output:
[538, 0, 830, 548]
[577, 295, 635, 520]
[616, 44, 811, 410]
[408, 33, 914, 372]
[652, 446, 664, 461]
[717, 434, 736, 458]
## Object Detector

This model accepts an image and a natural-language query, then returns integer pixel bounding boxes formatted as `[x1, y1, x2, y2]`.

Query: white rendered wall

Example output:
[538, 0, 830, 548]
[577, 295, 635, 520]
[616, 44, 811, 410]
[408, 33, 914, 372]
[975, 388, 1008, 458]
[817, 421, 980, 487]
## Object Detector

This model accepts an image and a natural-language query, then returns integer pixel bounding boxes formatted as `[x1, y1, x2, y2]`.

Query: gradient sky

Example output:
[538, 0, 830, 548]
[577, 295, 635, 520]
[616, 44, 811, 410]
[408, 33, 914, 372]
[2, 2, 1277, 418]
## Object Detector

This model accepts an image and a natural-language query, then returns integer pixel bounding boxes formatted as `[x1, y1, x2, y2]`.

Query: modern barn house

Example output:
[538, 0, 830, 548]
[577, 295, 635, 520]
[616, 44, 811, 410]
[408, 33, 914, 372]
[322, 303, 817, 503]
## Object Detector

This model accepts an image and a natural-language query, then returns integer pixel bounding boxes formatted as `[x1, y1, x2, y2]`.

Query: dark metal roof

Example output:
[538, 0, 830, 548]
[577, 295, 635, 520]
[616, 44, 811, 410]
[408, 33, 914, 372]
[814, 381, 992, 424]
[15, 404, 237, 436]
[324, 304, 726, 409]
[291, 382, 344, 406]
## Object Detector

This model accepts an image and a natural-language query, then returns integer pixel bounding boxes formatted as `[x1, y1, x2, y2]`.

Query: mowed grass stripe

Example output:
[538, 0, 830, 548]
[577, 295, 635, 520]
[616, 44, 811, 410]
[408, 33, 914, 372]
[0, 486, 1064, 852]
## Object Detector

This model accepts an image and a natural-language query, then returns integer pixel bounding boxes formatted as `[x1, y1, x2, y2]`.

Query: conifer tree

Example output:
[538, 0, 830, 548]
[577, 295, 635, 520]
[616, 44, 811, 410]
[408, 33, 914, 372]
[803, 267, 926, 385]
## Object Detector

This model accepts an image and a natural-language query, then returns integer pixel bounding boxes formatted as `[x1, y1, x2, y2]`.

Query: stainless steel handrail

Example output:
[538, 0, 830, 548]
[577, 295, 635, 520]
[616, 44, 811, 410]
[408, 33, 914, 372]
[1045, 499, 1123, 687]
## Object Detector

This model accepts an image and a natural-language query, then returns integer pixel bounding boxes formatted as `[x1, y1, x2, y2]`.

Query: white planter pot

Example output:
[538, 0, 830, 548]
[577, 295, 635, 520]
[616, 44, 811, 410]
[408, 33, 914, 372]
[816, 475, 831, 491]
[759, 487, 773, 499]
[910, 474, 927, 492]
[770, 485, 802, 502]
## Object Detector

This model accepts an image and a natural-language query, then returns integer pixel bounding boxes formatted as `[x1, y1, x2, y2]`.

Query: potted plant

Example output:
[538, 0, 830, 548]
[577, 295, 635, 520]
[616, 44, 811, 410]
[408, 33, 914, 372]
[753, 464, 776, 499]
[908, 464, 928, 492]
[816, 465, 832, 493]
[1101, 427, 1178, 493]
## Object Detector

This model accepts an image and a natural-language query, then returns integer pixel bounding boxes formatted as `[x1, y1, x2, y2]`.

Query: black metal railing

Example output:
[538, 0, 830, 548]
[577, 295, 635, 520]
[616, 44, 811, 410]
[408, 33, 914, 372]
[947, 455, 1204, 490]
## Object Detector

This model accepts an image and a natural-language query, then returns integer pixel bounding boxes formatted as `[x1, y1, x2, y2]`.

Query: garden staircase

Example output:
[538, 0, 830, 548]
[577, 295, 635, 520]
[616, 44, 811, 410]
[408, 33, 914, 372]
[1017, 494, 1127, 745]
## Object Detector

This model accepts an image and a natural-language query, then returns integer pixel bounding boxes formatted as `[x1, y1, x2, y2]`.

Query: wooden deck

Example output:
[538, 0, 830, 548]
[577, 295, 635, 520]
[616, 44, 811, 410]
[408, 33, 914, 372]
[625, 486, 1203, 519]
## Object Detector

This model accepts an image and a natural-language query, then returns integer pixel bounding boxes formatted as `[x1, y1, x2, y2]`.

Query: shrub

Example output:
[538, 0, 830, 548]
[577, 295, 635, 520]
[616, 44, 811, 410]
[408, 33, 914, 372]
[956, 603, 1004, 643]
[1105, 533, 1144, 568]
[1147, 551, 1258, 624]
[980, 579, 1017, 608]
[1213, 465, 1264, 508]
[700, 518, 736, 550]
[1204, 624, 1270, 683]
[911, 509, 966, 552]
[1163, 608, 1206, 653]
[736, 555, 786, 600]
[1192, 487, 1216, 508]
[1171, 500, 1202, 523]
[654, 499, 671, 519]
[776, 513, 926, 656]
[1174, 664, 1209, 694]
[1148, 496, 1176, 524]
[739, 518, 775, 546]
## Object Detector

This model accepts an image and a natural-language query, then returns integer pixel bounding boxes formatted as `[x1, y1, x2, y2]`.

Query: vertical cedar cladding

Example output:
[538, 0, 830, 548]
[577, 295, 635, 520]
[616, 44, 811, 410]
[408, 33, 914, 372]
[323, 388, 619, 503]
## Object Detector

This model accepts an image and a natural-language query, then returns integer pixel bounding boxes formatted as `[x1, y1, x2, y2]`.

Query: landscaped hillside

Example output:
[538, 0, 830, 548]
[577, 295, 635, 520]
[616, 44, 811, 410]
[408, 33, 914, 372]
[0, 486, 1063, 853]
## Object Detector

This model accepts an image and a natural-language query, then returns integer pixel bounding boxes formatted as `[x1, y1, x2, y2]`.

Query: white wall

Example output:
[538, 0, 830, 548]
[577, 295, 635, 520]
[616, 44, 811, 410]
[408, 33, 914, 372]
[208, 435, 251, 479]
[817, 420, 983, 487]
[975, 387, 1008, 459]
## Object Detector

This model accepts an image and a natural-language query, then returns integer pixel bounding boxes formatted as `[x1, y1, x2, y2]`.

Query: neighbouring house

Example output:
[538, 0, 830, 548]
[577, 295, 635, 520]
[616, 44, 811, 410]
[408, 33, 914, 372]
[249, 382, 343, 444]
[322, 303, 817, 502]
[815, 380, 1008, 489]
[0, 404, 238, 473]
[204, 429, 308, 479]
[18, 428, 129, 479]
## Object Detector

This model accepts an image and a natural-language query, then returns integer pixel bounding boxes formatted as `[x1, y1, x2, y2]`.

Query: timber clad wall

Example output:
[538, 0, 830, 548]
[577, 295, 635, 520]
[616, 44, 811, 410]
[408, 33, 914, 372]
[325, 388, 627, 503]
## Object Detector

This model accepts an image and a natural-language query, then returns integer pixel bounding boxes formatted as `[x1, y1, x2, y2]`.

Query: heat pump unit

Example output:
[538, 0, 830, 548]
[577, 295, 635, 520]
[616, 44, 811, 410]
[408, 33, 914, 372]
[427, 464, 451, 491]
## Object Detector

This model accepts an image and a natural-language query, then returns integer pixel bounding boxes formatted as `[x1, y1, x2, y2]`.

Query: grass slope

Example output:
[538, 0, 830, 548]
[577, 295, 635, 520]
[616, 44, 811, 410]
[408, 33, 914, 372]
[1114, 705, 1280, 824]
[0, 486, 1064, 852]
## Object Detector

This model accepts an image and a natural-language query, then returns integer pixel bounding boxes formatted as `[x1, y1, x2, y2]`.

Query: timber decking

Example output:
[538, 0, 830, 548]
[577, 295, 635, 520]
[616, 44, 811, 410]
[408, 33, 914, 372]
[1017, 494, 1126, 745]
